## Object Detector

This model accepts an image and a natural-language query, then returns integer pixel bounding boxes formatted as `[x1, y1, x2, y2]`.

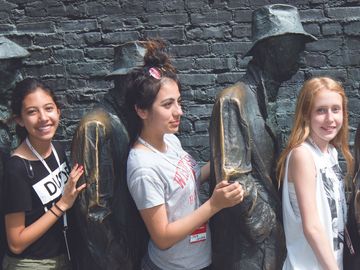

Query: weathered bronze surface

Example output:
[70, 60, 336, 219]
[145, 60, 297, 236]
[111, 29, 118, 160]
[209, 4, 316, 269]
[70, 42, 148, 270]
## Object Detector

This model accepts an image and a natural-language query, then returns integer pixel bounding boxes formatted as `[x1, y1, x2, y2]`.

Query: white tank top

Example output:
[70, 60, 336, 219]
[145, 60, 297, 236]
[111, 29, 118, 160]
[282, 140, 346, 270]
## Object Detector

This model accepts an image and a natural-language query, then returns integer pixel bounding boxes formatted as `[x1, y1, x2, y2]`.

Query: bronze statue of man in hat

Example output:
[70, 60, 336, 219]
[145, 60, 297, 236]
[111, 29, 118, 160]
[209, 4, 317, 269]
[0, 36, 29, 167]
[0, 36, 29, 270]
[71, 41, 148, 270]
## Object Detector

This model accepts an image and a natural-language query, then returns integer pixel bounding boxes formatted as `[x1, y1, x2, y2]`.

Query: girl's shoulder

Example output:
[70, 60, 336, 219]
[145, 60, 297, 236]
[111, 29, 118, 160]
[4, 154, 30, 179]
[288, 143, 315, 168]
[164, 133, 182, 149]
[127, 146, 156, 168]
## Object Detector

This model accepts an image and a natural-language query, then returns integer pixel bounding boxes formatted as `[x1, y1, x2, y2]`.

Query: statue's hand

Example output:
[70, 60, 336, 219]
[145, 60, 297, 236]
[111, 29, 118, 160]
[228, 174, 257, 214]
[230, 174, 277, 242]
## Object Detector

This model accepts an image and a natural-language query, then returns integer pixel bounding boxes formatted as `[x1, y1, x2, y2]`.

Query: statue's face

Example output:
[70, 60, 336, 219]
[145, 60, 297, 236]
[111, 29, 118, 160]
[0, 59, 22, 95]
[265, 35, 307, 82]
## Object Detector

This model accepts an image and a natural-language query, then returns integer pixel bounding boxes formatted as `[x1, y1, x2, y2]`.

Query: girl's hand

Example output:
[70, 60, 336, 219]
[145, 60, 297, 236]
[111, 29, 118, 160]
[57, 163, 86, 211]
[210, 180, 244, 212]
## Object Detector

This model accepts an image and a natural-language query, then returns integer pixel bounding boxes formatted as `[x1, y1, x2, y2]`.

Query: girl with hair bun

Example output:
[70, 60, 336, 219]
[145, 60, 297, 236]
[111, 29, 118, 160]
[277, 77, 353, 270]
[126, 40, 244, 269]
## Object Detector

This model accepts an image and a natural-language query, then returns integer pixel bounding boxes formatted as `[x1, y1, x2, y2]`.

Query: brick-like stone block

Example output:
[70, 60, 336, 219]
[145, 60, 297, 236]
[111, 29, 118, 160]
[59, 20, 98, 32]
[233, 24, 251, 38]
[144, 28, 185, 41]
[169, 43, 209, 57]
[145, 14, 188, 26]
[23, 64, 66, 78]
[102, 31, 140, 44]
[195, 57, 236, 70]
[67, 62, 111, 77]
[190, 11, 233, 25]
[306, 38, 342, 52]
[17, 21, 55, 33]
[178, 74, 215, 86]
[34, 34, 63, 47]
[234, 10, 252, 23]
[85, 48, 113, 60]
[212, 41, 251, 56]
[327, 7, 360, 20]
[54, 49, 85, 63]
[322, 22, 343, 36]
[344, 21, 360, 36]
[228, 0, 249, 8]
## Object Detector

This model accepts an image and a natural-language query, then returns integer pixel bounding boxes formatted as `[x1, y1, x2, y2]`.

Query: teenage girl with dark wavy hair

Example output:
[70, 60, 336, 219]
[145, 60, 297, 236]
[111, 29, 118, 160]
[125, 40, 245, 270]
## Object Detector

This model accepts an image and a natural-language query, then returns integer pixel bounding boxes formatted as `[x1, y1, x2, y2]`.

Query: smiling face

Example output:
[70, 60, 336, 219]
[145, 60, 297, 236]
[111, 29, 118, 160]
[309, 88, 343, 151]
[138, 78, 183, 137]
[16, 87, 60, 145]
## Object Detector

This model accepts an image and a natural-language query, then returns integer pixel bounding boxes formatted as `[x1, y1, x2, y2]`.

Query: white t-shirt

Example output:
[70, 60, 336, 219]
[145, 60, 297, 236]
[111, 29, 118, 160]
[127, 134, 211, 270]
[282, 140, 346, 270]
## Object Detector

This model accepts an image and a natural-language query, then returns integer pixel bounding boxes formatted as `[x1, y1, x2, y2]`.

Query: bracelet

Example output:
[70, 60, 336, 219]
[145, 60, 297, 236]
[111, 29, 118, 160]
[49, 208, 60, 218]
[54, 203, 65, 213]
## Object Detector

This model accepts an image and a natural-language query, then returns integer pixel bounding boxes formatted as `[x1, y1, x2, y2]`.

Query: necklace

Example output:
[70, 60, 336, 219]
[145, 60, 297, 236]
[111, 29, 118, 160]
[138, 136, 181, 168]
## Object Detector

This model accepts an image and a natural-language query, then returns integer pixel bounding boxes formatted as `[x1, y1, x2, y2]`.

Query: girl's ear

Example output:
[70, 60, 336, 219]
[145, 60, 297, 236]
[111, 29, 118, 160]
[15, 116, 24, 127]
[135, 105, 148, 120]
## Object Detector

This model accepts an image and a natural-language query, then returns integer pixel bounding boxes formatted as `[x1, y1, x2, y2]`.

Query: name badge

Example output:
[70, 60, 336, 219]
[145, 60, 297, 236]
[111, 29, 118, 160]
[32, 162, 69, 205]
[190, 223, 207, 243]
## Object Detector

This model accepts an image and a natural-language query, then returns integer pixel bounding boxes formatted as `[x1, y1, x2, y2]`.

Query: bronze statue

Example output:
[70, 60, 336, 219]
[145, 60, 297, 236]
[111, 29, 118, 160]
[71, 41, 148, 270]
[344, 122, 360, 269]
[0, 36, 29, 270]
[209, 5, 317, 269]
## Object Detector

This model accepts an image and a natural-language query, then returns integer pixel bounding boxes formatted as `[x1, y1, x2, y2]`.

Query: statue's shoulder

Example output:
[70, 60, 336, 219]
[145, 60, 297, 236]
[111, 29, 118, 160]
[216, 82, 250, 101]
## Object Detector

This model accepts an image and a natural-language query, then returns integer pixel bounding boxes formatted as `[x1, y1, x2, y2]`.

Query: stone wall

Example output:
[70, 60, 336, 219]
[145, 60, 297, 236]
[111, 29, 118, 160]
[1, 0, 360, 163]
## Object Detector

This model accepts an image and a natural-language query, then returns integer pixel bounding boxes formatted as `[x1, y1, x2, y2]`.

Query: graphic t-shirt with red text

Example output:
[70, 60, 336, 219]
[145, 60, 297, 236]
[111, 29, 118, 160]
[127, 134, 211, 270]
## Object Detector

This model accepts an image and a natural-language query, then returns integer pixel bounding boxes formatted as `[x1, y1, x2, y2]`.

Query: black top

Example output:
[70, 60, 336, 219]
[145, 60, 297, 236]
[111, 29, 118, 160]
[3, 142, 70, 259]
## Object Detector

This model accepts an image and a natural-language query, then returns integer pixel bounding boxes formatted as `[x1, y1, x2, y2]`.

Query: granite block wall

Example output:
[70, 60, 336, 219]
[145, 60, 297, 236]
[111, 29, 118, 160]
[1, 0, 360, 164]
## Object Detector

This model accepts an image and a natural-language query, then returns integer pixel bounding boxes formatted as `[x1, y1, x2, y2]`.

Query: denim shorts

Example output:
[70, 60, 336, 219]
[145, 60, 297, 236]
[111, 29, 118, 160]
[2, 254, 71, 270]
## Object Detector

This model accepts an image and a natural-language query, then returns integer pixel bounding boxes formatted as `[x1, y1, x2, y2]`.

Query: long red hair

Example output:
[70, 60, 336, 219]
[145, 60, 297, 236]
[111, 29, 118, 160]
[277, 76, 353, 186]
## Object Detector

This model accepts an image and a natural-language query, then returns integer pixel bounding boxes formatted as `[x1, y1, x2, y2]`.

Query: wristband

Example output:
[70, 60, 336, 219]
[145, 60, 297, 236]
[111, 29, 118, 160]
[49, 208, 60, 218]
[54, 203, 65, 213]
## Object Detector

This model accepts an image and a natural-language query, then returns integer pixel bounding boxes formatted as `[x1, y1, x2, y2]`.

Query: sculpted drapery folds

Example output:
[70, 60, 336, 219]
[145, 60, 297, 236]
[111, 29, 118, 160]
[209, 65, 285, 270]
[71, 107, 141, 269]
[70, 42, 148, 270]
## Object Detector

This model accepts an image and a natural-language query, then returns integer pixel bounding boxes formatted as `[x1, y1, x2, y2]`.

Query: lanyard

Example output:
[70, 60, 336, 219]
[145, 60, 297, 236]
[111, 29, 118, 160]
[138, 137, 181, 168]
[25, 137, 71, 260]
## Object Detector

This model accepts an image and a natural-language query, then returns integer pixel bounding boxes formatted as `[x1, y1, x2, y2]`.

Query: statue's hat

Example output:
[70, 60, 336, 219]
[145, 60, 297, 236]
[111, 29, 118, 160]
[107, 41, 147, 77]
[245, 4, 317, 57]
[0, 36, 29, 60]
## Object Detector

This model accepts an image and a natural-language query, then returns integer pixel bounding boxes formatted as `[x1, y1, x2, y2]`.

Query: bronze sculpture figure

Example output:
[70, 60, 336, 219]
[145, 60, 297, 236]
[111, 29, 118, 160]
[209, 5, 317, 269]
[71, 41, 148, 270]
[0, 37, 29, 270]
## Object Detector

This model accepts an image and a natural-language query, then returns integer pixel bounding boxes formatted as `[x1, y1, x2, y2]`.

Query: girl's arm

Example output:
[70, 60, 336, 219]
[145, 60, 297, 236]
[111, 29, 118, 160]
[140, 180, 244, 250]
[199, 161, 210, 184]
[5, 164, 85, 254]
[289, 146, 339, 270]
